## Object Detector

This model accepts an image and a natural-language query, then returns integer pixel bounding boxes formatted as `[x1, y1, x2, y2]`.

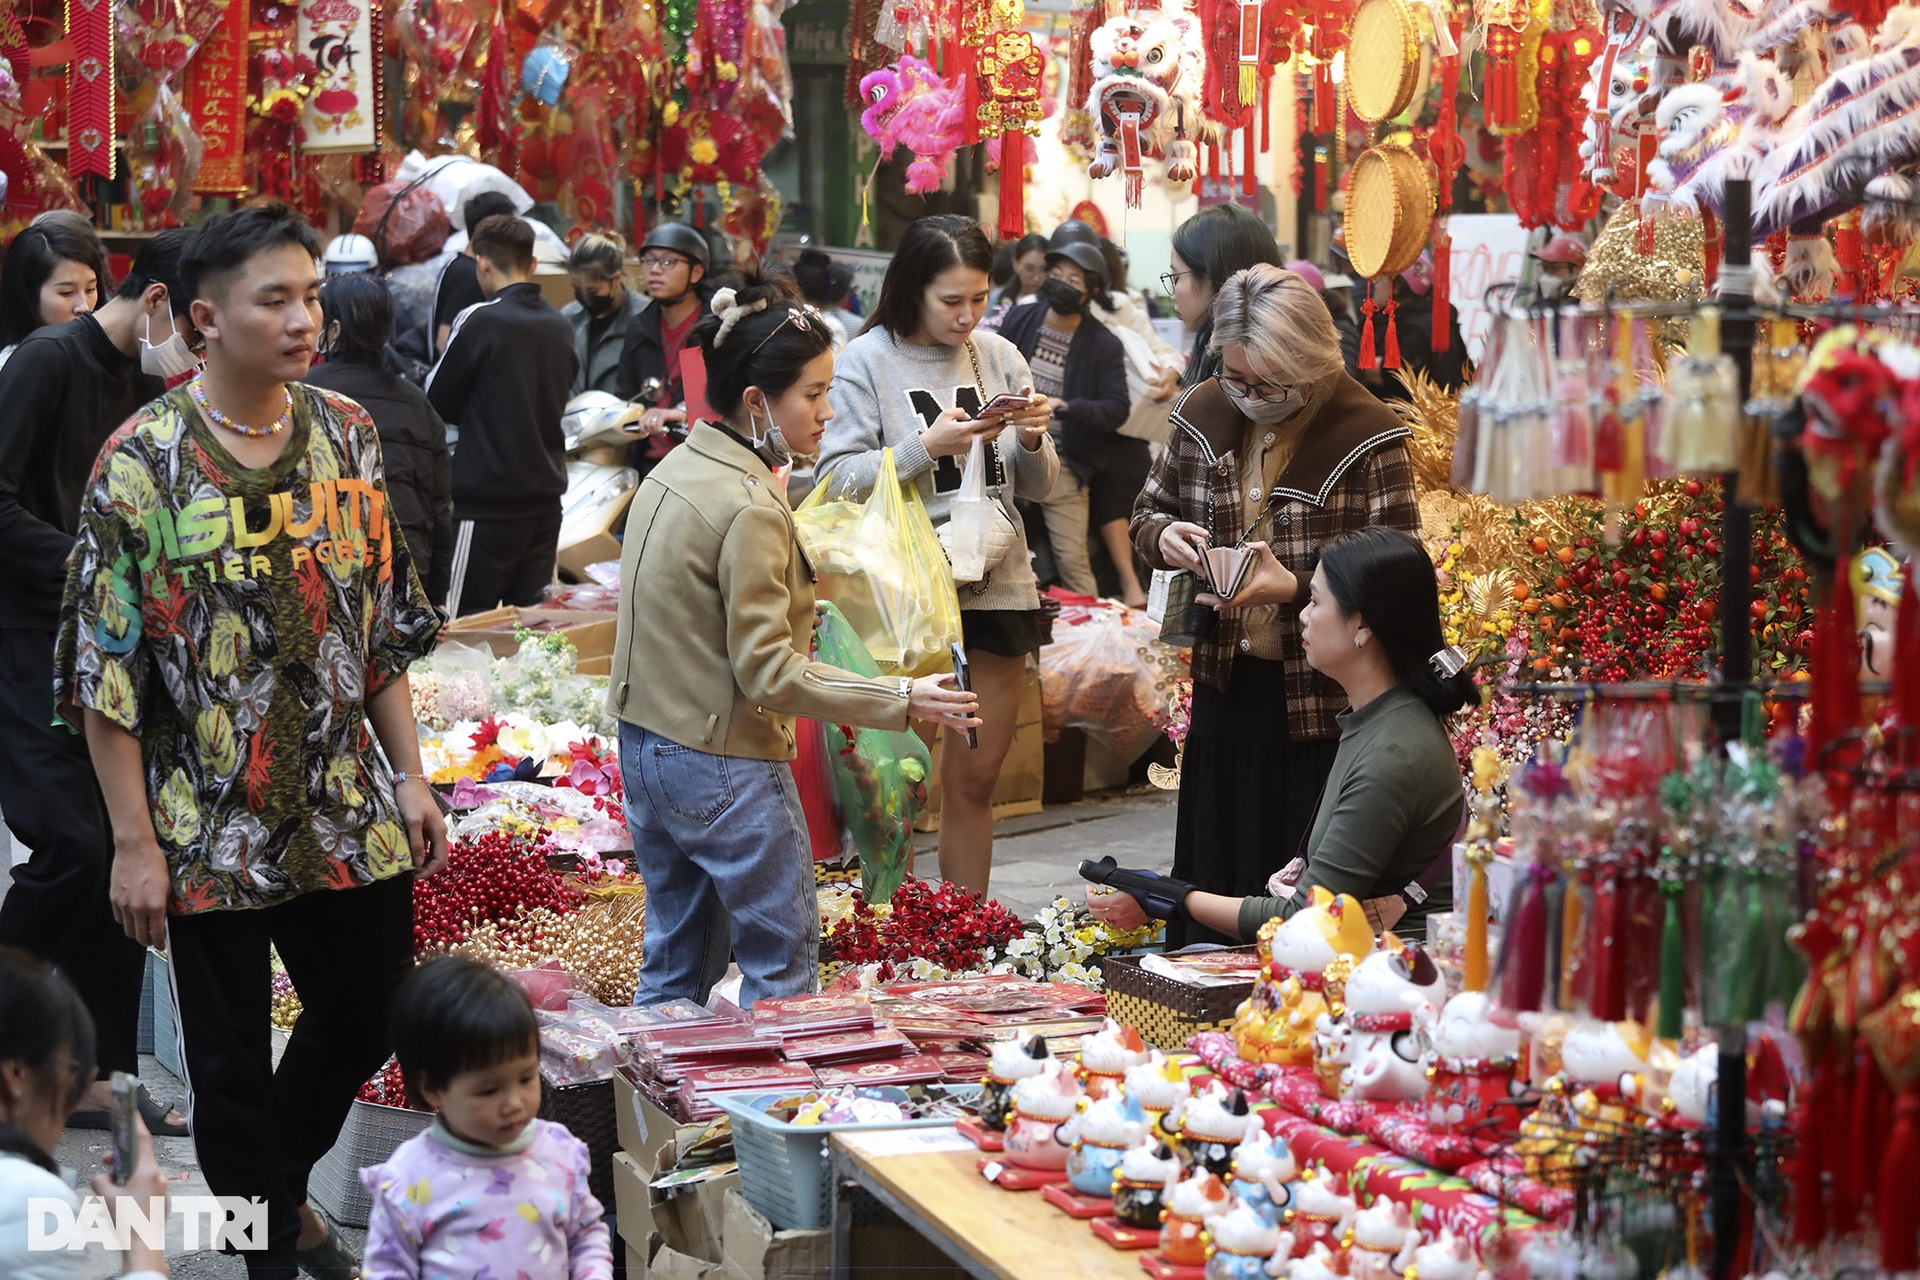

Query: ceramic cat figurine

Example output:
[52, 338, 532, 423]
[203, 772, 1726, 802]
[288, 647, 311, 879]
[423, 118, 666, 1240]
[1228, 1130, 1298, 1227]
[1341, 934, 1444, 1102]
[1281, 1241, 1349, 1280]
[1407, 1229, 1491, 1280]
[1111, 1138, 1182, 1228]
[1204, 1197, 1284, 1280]
[1558, 1018, 1654, 1126]
[1062, 1092, 1147, 1198]
[1422, 991, 1522, 1134]
[1664, 1044, 1717, 1125]
[1176, 1085, 1258, 1178]
[1345, 1196, 1420, 1280]
[1235, 889, 1374, 1066]
[1004, 1058, 1082, 1170]
[1161, 1169, 1232, 1266]
[980, 1034, 1050, 1130]
[1124, 1051, 1191, 1148]
[1079, 1019, 1152, 1100]
[1275, 1164, 1357, 1259]
[1311, 1009, 1353, 1100]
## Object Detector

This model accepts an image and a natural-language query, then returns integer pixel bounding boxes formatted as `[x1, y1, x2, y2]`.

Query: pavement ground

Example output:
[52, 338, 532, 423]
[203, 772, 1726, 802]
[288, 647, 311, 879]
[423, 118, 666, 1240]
[13, 784, 1178, 1277]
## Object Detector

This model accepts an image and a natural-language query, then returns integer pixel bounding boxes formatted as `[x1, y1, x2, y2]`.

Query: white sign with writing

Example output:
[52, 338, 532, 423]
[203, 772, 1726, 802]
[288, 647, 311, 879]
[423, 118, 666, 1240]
[1444, 214, 1530, 366]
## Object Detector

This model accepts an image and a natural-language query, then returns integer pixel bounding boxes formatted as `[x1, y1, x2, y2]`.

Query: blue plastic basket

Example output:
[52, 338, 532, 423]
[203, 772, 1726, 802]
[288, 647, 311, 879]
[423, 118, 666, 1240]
[712, 1084, 981, 1230]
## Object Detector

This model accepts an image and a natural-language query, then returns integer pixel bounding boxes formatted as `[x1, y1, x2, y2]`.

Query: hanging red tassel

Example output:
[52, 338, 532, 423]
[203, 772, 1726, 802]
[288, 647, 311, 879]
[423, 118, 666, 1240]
[1313, 59, 1335, 134]
[1383, 296, 1402, 370]
[1242, 125, 1257, 196]
[1261, 77, 1272, 151]
[1881, 1087, 1920, 1273]
[1495, 866, 1549, 1013]
[1357, 294, 1378, 370]
[998, 136, 1024, 240]
[1313, 144, 1328, 211]
[1207, 143, 1221, 181]
[1433, 231, 1451, 351]
[1809, 559, 1864, 774]
[1894, 572, 1920, 755]
[1586, 870, 1627, 1021]
[1791, 1057, 1831, 1246]
[1845, 1041, 1881, 1210]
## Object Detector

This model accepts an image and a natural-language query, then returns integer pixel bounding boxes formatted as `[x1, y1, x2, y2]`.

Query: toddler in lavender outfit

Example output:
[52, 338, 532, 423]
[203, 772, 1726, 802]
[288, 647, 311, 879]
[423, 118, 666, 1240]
[360, 957, 613, 1279]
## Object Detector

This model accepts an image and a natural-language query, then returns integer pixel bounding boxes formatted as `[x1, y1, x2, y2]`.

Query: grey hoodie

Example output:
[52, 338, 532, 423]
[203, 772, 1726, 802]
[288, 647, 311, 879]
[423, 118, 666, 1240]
[816, 328, 1059, 612]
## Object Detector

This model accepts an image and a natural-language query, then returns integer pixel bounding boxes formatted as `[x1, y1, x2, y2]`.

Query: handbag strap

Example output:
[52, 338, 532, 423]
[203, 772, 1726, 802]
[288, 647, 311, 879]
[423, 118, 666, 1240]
[963, 338, 1004, 495]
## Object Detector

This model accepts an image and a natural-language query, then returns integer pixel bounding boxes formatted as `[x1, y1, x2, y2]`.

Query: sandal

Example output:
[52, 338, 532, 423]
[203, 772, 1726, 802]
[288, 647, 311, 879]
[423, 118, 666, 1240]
[295, 1217, 361, 1280]
[67, 1085, 189, 1138]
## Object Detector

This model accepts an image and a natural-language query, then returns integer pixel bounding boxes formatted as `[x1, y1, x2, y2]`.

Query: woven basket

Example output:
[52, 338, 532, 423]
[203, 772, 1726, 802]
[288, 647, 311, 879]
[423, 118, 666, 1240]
[540, 1078, 618, 1210]
[1344, 0, 1421, 123]
[1346, 146, 1434, 279]
[1101, 951, 1257, 1052]
[309, 1100, 433, 1227]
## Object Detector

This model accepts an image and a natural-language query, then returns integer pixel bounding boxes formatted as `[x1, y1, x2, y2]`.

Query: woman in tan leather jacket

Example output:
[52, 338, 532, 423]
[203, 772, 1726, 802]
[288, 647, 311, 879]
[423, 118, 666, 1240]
[606, 267, 980, 1006]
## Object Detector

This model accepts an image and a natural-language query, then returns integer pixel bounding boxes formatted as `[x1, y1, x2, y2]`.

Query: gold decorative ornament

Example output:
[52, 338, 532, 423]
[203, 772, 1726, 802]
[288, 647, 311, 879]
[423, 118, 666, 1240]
[1347, 145, 1434, 279]
[1344, 0, 1421, 123]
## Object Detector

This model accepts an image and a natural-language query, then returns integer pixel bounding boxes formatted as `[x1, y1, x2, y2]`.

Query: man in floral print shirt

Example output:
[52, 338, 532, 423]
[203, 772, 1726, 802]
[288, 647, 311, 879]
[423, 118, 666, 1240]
[57, 205, 445, 1279]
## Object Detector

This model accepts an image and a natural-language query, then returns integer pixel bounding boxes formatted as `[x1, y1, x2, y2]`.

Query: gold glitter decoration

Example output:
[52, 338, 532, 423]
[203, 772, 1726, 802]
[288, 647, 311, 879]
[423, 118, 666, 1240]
[543, 883, 648, 1006]
[271, 989, 303, 1030]
[449, 907, 570, 970]
[1571, 200, 1708, 348]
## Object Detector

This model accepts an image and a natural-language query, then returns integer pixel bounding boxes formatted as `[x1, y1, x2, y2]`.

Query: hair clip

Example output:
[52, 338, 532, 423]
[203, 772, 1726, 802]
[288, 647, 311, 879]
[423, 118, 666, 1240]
[710, 287, 771, 348]
[1429, 645, 1469, 680]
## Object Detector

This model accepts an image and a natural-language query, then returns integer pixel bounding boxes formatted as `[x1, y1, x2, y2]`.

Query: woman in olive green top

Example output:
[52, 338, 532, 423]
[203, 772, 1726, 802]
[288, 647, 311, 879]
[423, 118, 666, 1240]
[1086, 528, 1472, 940]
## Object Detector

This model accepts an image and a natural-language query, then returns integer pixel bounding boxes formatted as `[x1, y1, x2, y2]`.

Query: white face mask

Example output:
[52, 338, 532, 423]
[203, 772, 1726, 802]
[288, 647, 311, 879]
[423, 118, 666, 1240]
[140, 307, 199, 380]
[1223, 381, 1306, 424]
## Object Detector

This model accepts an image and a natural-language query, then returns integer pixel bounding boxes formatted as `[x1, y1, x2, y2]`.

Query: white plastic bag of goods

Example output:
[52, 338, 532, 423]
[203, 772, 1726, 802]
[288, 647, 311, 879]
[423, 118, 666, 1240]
[395, 152, 533, 228]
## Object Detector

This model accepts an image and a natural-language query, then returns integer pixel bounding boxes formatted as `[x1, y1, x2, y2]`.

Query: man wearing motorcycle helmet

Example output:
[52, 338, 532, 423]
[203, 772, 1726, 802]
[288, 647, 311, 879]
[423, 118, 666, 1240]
[615, 222, 717, 471]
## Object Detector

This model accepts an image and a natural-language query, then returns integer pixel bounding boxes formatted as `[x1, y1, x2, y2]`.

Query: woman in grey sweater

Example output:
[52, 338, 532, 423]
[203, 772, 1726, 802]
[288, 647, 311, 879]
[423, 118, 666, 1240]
[1084, 527, 1472, 941]
[816, 215, 1059, 896]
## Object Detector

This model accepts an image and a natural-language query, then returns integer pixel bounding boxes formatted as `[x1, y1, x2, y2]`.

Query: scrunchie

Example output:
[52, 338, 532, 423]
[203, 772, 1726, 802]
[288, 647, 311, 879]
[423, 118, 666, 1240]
[711, 287, 771, 348]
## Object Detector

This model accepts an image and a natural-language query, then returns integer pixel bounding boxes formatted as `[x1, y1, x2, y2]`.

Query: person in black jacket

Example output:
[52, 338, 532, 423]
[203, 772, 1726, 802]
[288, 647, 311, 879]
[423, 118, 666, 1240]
[0, 228, 197, 1139]
[614, 222, 716, 476]
[306, 273, 455, 605]
[998, 242, 1141, 605]
[426, 215, 579, 615]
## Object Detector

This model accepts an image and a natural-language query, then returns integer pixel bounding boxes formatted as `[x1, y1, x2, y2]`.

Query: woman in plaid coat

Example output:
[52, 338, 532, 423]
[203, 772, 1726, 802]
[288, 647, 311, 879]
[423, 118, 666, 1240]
[1129, 264, 1423, 946]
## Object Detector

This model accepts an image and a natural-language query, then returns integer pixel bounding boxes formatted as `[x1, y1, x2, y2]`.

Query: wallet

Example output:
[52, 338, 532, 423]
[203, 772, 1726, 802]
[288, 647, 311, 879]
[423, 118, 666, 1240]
[1203, 545, 1256, 601]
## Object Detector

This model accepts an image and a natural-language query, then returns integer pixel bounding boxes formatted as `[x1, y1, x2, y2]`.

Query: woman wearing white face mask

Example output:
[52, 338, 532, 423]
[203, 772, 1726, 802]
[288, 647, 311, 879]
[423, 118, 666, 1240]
[605, 265, 982, 1006]
[1127, 263, 1423, 948]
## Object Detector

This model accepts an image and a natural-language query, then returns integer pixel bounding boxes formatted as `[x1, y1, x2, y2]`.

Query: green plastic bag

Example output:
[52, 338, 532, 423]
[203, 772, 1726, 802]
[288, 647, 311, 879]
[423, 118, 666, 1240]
[796, 448, 962, 679]
[812, 602, 932, 904]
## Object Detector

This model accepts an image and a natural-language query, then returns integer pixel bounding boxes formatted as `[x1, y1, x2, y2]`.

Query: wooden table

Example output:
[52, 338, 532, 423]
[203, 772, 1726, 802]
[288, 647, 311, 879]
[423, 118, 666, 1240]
[828, 1130, 1147, 1280]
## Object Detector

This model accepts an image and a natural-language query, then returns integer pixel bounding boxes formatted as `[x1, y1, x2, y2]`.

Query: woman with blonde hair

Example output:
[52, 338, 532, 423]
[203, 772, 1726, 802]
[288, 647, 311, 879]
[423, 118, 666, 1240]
[1129, 264, 1423, 947]
[565, 230, 643, 395]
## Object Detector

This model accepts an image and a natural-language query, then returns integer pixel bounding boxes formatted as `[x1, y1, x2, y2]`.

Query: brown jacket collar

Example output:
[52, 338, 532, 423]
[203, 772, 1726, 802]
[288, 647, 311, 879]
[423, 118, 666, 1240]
[1168, 373, 1412, 508]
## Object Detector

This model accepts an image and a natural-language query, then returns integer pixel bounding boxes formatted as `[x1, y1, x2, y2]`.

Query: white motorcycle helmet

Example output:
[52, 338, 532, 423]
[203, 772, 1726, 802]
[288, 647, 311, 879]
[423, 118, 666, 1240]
[324, 234, 379, 276]
[562, 391, 631, 451]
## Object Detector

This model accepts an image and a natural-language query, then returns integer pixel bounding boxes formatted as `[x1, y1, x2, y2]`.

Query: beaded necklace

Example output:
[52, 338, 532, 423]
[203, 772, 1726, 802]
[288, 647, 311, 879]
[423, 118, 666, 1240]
[190, 375, 293, 438]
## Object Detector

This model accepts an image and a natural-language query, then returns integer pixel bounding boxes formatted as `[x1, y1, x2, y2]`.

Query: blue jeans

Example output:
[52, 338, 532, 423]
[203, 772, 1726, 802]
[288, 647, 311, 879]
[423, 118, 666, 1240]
[619, 722, 820, 1007]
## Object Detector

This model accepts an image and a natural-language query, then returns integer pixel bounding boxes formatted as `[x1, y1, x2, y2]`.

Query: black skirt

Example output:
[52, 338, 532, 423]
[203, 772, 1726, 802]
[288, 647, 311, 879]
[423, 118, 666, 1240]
[961, 607, 1051, 659]
[1167, 656, 1340, 948]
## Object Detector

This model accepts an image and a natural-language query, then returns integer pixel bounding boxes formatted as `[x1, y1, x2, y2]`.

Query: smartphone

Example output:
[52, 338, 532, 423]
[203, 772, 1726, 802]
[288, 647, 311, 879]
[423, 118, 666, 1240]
[977, 392, 1031, 419]
[949, 642, 978, 750]
[109, 1071, 136, 1184]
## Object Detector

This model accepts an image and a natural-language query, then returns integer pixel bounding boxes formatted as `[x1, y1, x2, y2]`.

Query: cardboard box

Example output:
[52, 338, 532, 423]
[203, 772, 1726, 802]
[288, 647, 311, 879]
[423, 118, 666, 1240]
[719, 1188, 830, 1280]
[647, 1235, 726, 1280]
[625, 1240, 647, 1276]
[613, 1151, 651, 1252]
[443, 606, 619, 664]
[915, 663, 1045, 832]
[647, 1152, 738, 1265]
[614, 1071, 672, 1164]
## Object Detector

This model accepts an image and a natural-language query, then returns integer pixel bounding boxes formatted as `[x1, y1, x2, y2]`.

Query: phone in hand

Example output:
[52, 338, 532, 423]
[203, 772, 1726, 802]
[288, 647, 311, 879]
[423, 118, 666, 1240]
[949, 642, 978, 750]
[976, 392, 1031, 420]
[109, 1071, 137, 1185]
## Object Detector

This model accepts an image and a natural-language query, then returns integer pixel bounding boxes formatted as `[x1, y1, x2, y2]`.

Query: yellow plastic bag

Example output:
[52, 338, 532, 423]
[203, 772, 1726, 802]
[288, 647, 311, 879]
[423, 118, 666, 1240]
[795, 449, 961, 678]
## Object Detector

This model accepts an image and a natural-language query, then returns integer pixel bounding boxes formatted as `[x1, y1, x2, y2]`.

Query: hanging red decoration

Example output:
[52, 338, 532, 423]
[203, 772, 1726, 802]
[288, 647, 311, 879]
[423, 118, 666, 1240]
[474, 13, 517, 174]
[64, 0, 114, 180]
[976, 23, 1045, 239]
[187, 0, 248, 196]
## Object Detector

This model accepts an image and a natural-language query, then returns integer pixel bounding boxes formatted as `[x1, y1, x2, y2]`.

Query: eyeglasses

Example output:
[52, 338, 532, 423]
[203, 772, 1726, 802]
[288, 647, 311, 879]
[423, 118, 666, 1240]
[1159, 269, 1192, 293]
[751, 305, 824, 355]
[639, 254, 691, 271]
[1217, 371, 1295, 403]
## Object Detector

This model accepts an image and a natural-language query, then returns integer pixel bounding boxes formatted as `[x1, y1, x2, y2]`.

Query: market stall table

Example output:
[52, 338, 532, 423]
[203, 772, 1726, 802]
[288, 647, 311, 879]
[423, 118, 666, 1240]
[828, 1128, 1145, 1280]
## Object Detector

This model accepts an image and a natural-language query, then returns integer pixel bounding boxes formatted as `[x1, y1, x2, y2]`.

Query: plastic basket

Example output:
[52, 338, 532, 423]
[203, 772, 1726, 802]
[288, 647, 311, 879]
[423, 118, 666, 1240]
[538, 1077, 617, 1211]
[308, 1099, 433, 1227]
[1102, 949, 1257, 1051]
[712, 1084, 981, 1230]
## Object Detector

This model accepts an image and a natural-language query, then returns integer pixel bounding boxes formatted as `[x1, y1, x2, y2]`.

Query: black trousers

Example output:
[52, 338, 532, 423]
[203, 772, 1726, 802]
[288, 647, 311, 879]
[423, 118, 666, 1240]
[1167, 657, 1340, 949]
[0, 627, 147, 1077]
[451, 507, 563, 615]
[166, 874, 415, 1277]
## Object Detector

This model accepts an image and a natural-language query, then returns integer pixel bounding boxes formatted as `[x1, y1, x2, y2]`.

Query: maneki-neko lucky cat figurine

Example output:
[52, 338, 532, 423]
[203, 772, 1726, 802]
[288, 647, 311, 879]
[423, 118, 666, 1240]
[1175, 1084, 1258, 1178]
[1078, 1019, 1151, 1099]
[1004, 1058, 1083, 1171]
[1406, 1229, 1491, 1280]
[1344, 1196, 1421, 1280]
[1111, 1137, 1182, 1229]
[1276, 1164, 1358, 1259]
[1234, 891, 1374, 1066]
[1124, 1051, 1191, 1148]
[1160, 1169, 1232, 1266]
[1204, 1196, 1285, 1280]
[1228, 1130, 1298, 1227]
[980, 1034, 1050, 1130]
[1062, 1093, 1147, 1198]
[1421, 991, 1521, 1134]
[1341, 934, 1445, 1102]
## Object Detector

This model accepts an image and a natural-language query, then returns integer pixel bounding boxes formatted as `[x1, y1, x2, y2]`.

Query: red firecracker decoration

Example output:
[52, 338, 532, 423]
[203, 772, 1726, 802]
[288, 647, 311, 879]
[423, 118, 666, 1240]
[64, 0, 114, 180]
